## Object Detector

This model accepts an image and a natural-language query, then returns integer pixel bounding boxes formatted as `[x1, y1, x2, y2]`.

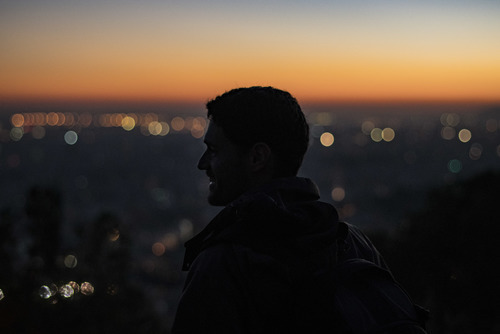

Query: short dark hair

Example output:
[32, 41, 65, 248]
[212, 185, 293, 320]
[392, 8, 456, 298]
[206, 86, 309, 177]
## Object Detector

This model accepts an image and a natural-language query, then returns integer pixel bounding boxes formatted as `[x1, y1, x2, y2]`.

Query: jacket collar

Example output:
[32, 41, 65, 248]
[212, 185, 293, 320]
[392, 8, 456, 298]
[182, 177, 324, 271]
[228, 177, 320, 208]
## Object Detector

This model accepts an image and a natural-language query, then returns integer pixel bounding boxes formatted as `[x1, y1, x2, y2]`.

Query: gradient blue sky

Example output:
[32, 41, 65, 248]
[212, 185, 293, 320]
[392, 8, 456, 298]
[2, 0, 500, 103]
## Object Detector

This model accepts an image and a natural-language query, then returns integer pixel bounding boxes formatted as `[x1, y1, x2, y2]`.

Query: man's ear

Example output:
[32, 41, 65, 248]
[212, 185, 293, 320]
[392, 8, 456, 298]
[249, 142, 273, 172]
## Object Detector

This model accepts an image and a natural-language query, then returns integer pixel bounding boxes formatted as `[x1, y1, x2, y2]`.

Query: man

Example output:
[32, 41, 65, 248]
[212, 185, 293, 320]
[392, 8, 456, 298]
[172, 87, 396, 333]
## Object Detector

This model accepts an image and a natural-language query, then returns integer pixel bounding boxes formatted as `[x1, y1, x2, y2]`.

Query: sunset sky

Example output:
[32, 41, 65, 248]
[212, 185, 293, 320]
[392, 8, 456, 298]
[1, 0, 500, 104]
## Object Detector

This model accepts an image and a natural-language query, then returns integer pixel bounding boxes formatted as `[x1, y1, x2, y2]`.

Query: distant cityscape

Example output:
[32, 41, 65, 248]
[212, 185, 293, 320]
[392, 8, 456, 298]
[1, 102, 499, 331]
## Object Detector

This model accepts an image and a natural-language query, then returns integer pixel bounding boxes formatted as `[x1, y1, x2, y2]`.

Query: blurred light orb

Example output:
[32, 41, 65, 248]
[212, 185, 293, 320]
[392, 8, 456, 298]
[469, 143, 483, 160]
[39, 285, 52, 299]
[171, 116, 185, 131]
[447, 113, 460, 126]
[0, 288, 4, 301]
[440, 113, 460, 127]
[152, 242, 166, 256]
[98, 114, 108, 127]
[68, 281, 80, 293]
[194, 116, 207, 129]
[486, 119, 498, 133]
[80, 282, 94, 296]
[458, 129, 472, 143]
[441, 126, 455, 140]
[64, 254, 78, 269]
[370, 128, 383, 142]
[59, 284, 74, 298]
[49, 284, 58, 295]
[190, 117, 206, 138]
[10, 127, 23, 141]
[32, 126, 46, 139]
[64, 112, 75, 126]
[141, 113, 158, 127]
[35, 112, 47, 126]
[11, 113, 24, 127]
[23, 113, 34, 126]
[191, 127, 205, 139]
[47, 112, 59, 126]
[382, 128, 395, 142]
[128, 113, 139, 123]
[320, 132, 334, 147]
[108, 228, 120, 242]
[361, 120, 375, 135]
[121, 116, 136, 131]
[448, 159, 462, 173]
[148, 121, 163, 135]
[78, 112, 93, 127]
[159, 122, 170, 136]
[340, 203, 356, 218]
[184, 117, 194, 130]
[111, 113, 123, 127]
[162, 233, 179, 250]
[56, 112, 66, 126]
[331, 187, 346, 202]
[64, 131, 78, 145]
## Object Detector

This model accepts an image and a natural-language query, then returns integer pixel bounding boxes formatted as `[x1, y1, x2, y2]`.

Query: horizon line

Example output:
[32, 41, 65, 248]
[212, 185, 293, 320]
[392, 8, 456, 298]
[1, 96, 500, 106]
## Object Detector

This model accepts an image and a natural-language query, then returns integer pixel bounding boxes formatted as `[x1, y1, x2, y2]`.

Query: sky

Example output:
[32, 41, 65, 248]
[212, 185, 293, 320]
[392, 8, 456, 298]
[1, 0, 500, 104]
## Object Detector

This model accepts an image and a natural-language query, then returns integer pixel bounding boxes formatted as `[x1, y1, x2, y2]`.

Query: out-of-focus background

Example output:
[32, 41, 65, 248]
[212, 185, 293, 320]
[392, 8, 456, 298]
[1, 1, 499, 333]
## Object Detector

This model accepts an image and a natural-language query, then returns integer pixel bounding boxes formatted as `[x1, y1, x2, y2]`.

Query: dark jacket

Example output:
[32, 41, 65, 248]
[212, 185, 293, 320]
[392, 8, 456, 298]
[172, 177, 388, 333]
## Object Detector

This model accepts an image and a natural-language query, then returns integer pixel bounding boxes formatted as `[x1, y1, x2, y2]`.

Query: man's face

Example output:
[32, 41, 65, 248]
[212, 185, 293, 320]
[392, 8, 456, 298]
[198, 122, 251, 206]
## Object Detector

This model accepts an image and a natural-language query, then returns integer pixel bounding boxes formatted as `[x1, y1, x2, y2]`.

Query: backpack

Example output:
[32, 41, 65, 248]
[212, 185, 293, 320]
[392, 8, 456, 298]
[332, 222, 429, 334]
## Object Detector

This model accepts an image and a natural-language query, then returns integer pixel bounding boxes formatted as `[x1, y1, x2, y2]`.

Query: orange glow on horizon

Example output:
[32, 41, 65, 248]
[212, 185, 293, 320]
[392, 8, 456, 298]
[2, 52, 499, 104]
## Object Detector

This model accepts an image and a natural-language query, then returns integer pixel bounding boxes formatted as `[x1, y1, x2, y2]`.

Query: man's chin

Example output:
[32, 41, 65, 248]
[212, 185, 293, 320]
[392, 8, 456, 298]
[207, 192, 227, 206]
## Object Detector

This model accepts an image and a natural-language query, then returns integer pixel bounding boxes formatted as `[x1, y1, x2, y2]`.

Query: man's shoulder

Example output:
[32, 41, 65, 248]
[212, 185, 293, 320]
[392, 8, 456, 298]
[193, 242, 287, 272]
[338, 222, 388, 269]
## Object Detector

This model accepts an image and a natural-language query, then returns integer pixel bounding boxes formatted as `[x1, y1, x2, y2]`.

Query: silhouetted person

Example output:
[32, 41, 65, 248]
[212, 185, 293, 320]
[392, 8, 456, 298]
[172, 87, 412, 333]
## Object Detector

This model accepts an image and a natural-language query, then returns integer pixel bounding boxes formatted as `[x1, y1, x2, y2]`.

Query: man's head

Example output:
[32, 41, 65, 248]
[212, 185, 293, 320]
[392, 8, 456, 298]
[198, 86, 309, 206]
